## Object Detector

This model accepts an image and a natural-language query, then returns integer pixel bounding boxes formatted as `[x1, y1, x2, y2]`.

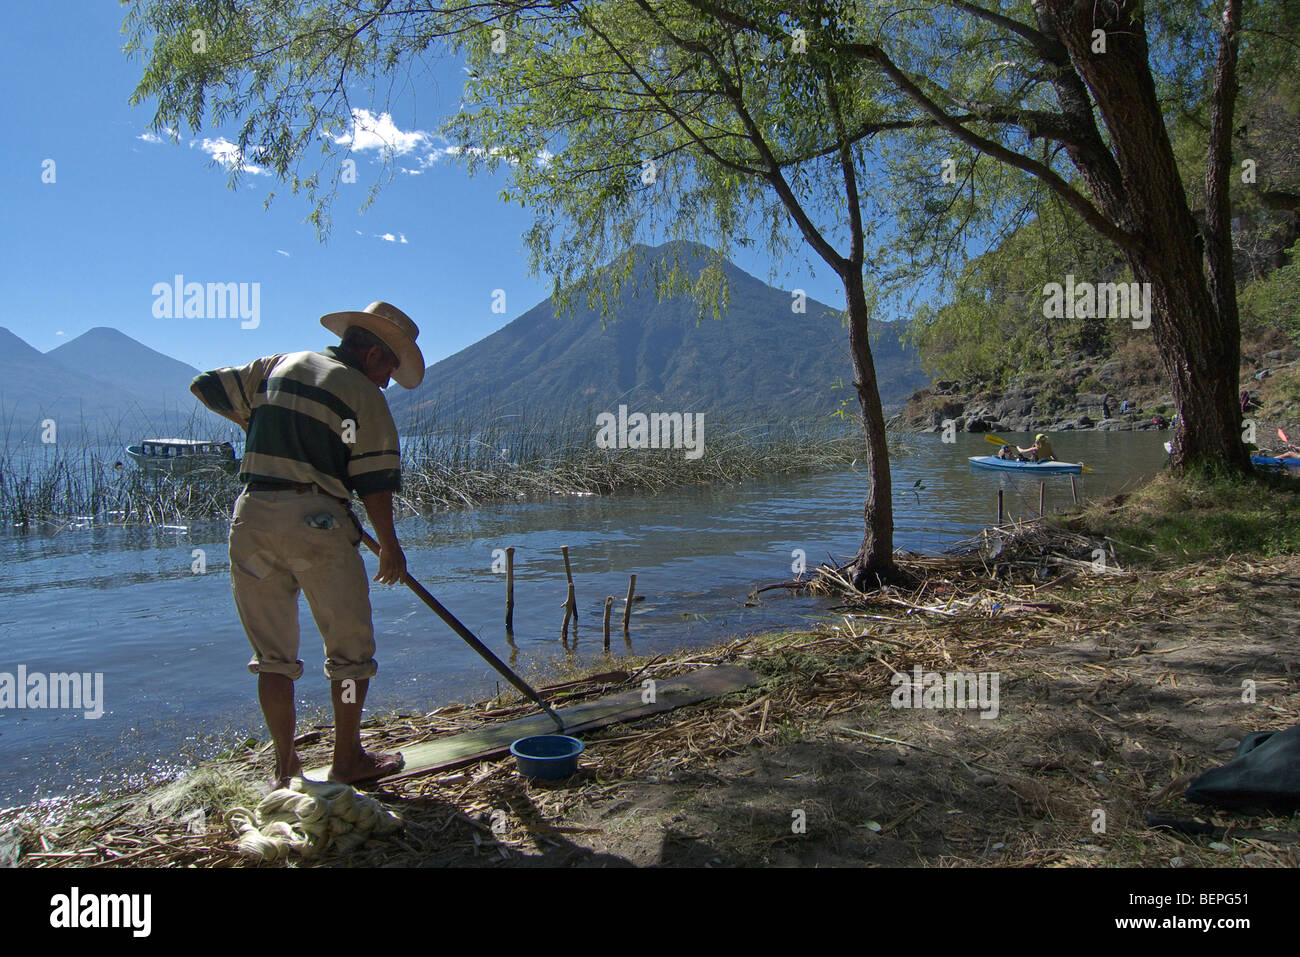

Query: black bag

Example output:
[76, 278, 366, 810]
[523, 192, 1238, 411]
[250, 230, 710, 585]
[1185, 724, 1300, 815]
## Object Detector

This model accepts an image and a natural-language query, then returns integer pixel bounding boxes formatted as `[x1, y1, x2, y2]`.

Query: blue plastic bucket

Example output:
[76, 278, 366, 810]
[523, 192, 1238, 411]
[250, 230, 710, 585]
[510, 734, 585, 780]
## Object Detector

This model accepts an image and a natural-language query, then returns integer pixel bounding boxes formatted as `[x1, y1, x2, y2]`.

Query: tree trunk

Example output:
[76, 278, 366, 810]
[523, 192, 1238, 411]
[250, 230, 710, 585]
[1043, 0, 1250, 473]
[842, 269, 899, 589]
[1128, 247, 1249, 470]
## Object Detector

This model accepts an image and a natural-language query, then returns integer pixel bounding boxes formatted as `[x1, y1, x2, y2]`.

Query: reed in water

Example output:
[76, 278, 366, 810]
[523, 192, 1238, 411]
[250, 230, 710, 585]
[0, 401, 907, 525]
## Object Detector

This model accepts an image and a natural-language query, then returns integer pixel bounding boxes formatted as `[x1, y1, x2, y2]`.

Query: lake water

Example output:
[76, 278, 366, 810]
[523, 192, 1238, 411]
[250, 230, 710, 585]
[0, 431, 1172, 806]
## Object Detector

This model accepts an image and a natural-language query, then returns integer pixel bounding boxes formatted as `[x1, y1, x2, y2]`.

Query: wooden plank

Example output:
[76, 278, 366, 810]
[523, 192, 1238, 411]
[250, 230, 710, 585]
[304, 665, 757, 783]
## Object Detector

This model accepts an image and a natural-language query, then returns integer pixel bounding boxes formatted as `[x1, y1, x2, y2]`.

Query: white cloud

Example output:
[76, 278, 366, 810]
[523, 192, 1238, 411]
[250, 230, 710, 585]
[137, 127, 177, 145]
[275, 249, 290, 257]
[436, 144, 487, 162]
[375, 232, 409, 244]
[418, 143, 555, 168]
[333, 109, 430, 155]
[417, 144, 462, 167]
[195, 136, 269, 175]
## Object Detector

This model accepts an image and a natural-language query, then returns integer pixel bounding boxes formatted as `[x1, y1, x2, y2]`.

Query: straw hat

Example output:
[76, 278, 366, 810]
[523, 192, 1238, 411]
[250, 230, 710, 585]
[320, 301, 425, 389]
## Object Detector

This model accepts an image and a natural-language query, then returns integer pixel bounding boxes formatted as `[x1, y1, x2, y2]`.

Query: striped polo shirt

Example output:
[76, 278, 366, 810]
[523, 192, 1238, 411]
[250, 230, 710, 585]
[190, 346, 401, 500]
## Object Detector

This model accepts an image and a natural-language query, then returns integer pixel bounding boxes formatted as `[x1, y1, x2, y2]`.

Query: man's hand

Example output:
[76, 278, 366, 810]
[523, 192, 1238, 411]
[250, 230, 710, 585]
[374, 541, 407, 585]
[361, 490, 405, 585]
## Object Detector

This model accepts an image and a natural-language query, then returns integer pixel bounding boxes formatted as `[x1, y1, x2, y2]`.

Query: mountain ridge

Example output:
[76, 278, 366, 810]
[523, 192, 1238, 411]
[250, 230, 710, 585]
[47, 327, 203, 403]
[1, 243, 929, 442]
[0, 326, 215, 443]
[388, 242, 925, 428]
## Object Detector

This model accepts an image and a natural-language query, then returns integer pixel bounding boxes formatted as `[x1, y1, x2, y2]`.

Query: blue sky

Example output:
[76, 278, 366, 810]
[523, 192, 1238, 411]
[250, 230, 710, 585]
[1, 3, 857, 377]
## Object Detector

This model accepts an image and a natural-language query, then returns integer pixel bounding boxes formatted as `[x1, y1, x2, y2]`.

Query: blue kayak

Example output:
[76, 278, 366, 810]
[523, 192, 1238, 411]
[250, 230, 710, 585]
[969, 455, 1084, 474]
[1172, 442, 1296, 468]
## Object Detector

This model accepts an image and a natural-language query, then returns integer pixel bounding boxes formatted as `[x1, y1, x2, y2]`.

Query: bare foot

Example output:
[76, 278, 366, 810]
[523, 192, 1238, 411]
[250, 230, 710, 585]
[328, 749, 404, 785]
[271, 751, 303, 791]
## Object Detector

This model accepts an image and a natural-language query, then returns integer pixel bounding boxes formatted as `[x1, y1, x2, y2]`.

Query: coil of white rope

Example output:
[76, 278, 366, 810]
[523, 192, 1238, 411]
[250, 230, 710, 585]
[227, 778, 403, 860]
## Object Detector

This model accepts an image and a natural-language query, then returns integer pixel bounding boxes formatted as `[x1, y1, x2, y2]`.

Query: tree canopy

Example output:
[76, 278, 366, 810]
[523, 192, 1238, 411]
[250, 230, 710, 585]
[126, 0, 1300, 476]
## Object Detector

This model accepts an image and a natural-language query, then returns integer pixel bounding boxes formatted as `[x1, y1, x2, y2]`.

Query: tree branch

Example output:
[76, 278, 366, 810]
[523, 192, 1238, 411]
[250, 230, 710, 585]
[629, 0, 847, 270]
[841, 40, 1137, 252]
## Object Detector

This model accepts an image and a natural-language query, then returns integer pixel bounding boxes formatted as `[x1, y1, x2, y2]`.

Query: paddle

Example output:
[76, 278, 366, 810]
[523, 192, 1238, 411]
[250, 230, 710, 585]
[355, 527, 566, 732]
[982, 434, 1092, 471]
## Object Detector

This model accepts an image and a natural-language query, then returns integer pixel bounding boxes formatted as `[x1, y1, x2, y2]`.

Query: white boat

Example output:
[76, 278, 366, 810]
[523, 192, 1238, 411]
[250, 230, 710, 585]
[125, 439, 238, 474]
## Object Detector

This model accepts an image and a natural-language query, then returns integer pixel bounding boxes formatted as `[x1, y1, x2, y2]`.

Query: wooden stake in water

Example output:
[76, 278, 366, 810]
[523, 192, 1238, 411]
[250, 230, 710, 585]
[602, 596, 614, 652]
[560, 545, 578, 641]
[1039, 481, 1045, 517]
[561, 546, 575, 612]
[505, 546, 516, 631]
[561, 583, 575, 641]
[1070, 475, 1078, 504]
[997, 488, 1004, 524]
[562, 545, 577, 619]
[623, 574, 637, 634]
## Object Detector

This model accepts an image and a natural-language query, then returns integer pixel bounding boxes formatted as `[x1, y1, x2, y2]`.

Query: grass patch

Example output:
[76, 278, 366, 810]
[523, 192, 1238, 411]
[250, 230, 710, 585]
[398, 412, 906, 509]
[0, 453, 245, 529]
[1065, 468, 1300, 565]
[139, 765, 262, 822]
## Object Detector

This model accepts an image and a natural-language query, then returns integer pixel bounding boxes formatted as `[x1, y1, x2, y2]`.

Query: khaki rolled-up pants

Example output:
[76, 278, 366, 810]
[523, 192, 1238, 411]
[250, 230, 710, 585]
[228, 488, 377, 681]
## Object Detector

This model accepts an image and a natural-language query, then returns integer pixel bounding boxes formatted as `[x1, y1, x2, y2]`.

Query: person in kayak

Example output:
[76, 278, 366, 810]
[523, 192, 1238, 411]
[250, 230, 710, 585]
[1017, 433, 1056, 462]
[1261, 428, 1299, 460]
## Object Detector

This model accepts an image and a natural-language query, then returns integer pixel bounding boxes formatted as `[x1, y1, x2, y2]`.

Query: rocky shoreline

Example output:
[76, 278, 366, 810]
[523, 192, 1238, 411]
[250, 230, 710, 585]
[891, 342, 1300, 437]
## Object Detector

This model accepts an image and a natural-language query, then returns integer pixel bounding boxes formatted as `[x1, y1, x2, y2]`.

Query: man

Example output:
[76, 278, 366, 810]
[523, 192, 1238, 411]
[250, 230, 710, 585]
[191, 301, 424, 788]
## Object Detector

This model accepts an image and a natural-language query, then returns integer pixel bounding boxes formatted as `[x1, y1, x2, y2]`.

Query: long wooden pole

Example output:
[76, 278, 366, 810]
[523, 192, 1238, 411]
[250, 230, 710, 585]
[356, 528, 564, 732]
